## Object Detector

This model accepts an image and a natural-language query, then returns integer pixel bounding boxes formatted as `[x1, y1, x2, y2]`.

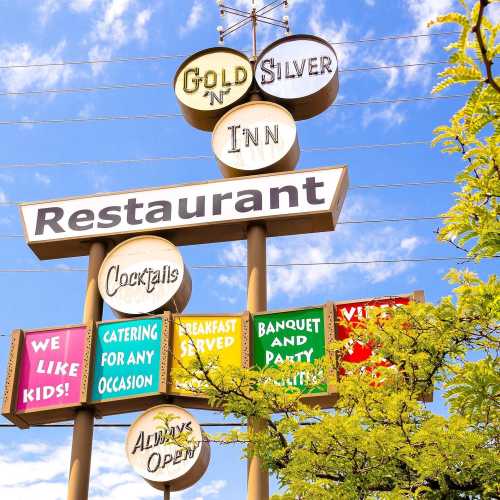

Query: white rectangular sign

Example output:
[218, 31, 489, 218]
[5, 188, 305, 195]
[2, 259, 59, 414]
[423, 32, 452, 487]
[20, 166, 348, 260]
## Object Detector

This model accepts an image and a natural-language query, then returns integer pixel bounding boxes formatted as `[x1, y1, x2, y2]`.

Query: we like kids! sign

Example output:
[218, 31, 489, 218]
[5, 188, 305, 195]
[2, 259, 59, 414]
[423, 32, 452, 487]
[16, 326, 87, 413]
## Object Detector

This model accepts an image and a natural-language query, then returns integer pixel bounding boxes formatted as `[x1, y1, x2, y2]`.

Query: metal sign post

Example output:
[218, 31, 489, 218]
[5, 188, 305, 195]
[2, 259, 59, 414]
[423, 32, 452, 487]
[246, 223, 269, 500]
[67, 241, 106, 500]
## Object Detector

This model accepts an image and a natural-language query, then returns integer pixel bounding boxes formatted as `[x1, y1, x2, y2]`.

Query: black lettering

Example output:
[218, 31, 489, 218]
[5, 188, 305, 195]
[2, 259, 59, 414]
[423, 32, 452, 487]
[179, 196, 205, 219]
[309, 57, 319, 76]
[303, 177, 325, 205]
[235, 190, 262, 213]
[124, 198, 143, 225]
[293, 59, 306, 77]
[68, 209, 94, 231]
[228, 125, 241, 153]
[106, 265, 120, 297]
[260, 59, 275, 85]
[132, 431, 145, 454]
[145, 201, 172, 223]
[147, 452, 161, 473]
[243, 127, 259, 147]
[265, 125, 279, 145]
[35, 207, 64, 235]
[97, 206, 121, 229]
[204, 70, 217, 89]
[213, 192, 233, 215]
[321, 56, 333, 74]
[270, 186, 298, 209]
[183, 68, 200, 94]
[285, 61, 295, 78]
[235, 66, 248, 85]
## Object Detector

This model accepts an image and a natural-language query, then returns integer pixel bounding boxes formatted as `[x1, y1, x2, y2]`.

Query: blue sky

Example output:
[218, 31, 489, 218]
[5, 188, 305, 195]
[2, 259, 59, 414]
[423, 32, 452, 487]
[0, 0, 498, 499]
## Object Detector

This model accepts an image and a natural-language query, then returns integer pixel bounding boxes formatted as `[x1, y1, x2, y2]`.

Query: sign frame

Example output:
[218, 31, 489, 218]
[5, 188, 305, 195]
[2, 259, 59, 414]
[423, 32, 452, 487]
[168, 312, 250, 410]
[2, 324, 93, 428]
[255, 34, 340, 121]
[19, 166, 349, 261]
[251, 303, 338, 409]
[174, 46, 254, 131]
[87, 314, 170, 417]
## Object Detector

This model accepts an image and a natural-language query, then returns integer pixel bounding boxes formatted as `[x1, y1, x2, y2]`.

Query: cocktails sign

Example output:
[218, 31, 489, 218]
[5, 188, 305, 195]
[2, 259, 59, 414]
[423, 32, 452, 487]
[98, 236, 191, 317]
[125, 405, 210, 492]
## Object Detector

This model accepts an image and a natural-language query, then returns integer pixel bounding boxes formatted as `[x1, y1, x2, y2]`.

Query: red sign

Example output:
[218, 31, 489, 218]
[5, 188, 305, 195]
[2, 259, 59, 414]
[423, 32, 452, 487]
[336, 296, 411, 363]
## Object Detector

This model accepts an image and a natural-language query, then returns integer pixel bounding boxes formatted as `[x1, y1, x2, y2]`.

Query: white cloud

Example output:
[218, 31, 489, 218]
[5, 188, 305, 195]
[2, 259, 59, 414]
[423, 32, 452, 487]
[134, 8, 153, 42]
[34, 172, 51, 186]
[0, 437, 226, 500]
[0, 191, 8, 203]
[0, 173, 14, 183]
[0, 41, 74, 93]
[217, 197, 425, 301]
[365, 0, 375, 5]
[362, 103, 405, 128]
[38, 0, 61, 25]
[180, 1, 204, 37]
[70, 0, 97, 12]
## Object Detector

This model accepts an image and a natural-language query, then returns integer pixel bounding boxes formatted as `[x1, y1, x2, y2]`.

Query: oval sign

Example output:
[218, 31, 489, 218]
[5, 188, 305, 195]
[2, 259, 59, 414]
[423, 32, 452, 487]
[126, 405, 210, 492]
[212, 101, 299, 178]
[98, 236, 191, 317]
[255, 34, 339, 120]
[174, 47, 254, 131]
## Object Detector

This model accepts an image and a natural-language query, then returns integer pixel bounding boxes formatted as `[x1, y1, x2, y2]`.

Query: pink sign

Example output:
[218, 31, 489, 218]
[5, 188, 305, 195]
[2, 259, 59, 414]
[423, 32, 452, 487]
[16, 326, 87, 412]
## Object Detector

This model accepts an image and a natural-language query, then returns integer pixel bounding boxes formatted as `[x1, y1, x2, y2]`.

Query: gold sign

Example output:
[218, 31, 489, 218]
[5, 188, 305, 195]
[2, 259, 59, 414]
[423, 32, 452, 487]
[174, 47, 254, 131]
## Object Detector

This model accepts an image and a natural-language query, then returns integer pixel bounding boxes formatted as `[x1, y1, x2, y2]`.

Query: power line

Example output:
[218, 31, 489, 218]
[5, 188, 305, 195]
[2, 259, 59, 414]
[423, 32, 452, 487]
[0, 31, 458, 70]
[0, 139, 433, 171]
[0, 256, 494, 273]
[0, 94, 468, 127]
[0, 180, 456, 206]
[0, 60, 451, 98]
[0, 215, 446, 239]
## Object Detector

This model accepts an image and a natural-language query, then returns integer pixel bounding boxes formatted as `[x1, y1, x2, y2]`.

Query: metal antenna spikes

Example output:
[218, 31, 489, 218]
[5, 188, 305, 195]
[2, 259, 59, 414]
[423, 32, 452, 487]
[216, 0, 290, 59]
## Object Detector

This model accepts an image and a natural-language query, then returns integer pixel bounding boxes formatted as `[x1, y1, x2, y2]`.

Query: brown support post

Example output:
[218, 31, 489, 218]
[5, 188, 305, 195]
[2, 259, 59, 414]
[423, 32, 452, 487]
[246, 223, 269, 500]
[67, 241, 106, 500]
[164, 484, 171, 500]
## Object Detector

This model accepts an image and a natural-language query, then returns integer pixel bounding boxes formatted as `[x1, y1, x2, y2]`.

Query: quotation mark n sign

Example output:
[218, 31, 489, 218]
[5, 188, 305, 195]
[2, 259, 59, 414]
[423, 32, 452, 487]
[204, 88, 231, 106]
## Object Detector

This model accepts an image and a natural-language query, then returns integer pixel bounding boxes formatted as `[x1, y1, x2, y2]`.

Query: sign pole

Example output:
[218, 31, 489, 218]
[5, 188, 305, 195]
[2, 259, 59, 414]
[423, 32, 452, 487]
[67, 241, 106, 500]
[164, 484, 171, 500]
[246, 223, 269, 500]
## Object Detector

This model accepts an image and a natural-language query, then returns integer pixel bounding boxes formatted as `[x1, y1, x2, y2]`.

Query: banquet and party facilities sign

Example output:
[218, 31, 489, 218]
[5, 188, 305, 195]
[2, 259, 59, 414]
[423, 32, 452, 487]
[252, 305, 336, 403]
[90, 316, 168, 416]
[2, 325, 90, 427]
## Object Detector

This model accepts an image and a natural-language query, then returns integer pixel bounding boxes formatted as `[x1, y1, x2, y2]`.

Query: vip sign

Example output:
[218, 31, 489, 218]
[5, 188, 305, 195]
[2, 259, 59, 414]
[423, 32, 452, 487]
[212, 101, 299, 178]
[98, 236, 191, 317]
[90, 317, 168, 415]
[174, 47, 253, 131]
[20, 166, 348, 260]
[126, 405, 210, 492]
[170, 314, 248, 408]
[252, 306, 335, 400]
[255, 34, 339, 120]
[335, 292, 424, 363]
[2, 325, 90, 427]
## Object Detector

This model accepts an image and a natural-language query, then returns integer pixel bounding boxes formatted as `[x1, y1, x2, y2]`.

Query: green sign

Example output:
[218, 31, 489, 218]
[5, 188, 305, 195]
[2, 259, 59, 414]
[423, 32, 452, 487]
[253, 307, 326, 393]
[91, 317, 163, 402]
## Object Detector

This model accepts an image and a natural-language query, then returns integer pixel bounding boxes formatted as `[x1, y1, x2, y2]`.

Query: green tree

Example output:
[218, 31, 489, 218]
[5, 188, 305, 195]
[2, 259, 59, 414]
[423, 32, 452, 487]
[175, 2, 499, 498]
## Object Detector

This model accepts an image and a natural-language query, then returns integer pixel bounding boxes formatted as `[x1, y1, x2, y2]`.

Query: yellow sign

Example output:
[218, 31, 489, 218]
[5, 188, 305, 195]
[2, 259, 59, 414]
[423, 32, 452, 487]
[171, 315, 242, 395]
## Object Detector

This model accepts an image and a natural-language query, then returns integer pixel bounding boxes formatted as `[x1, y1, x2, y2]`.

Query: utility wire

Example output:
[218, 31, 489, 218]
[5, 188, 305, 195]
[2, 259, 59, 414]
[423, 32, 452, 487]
[0, 94, 468, 127]
[0, 215, 446, 239]
[0, 256, 494, 273]
[0, 139, 434, 171]
[0, 31, 458, 70]
[0, 180, 456, 206]
[0, 60, 450, 98]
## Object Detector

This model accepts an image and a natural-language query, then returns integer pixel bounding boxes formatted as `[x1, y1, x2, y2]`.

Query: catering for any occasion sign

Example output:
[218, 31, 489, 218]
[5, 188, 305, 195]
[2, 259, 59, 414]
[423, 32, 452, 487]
[252, 306, 334, 396]
[90, 316, 167, 413]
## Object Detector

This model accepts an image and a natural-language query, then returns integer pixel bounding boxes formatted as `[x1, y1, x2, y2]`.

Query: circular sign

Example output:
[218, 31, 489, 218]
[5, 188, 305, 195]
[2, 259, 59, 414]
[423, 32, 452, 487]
[255, 34, 339, 121]
[98, 236, 191, 317]
[212, 101, 299, 178]
[126, 405, 210, 492]
[174, 47, 254, 131]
